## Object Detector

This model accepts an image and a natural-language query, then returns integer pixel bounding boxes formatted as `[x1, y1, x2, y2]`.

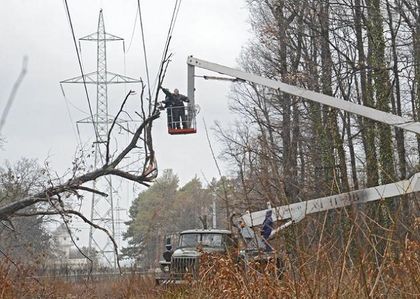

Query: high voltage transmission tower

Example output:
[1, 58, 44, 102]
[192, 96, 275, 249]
[61, 9, 141, 268]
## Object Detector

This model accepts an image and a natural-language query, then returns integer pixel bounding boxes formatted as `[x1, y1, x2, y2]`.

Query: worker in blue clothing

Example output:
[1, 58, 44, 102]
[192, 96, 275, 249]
[261, 210, 274, 252]
[163, 243, 174, 262]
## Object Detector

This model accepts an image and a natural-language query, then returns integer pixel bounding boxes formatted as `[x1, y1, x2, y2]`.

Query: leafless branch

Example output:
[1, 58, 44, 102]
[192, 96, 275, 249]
[61, 214, 94, 275]
[0, 105, 160, 221]
[106, 89, 137, 165]
[73, 186, 108, 197]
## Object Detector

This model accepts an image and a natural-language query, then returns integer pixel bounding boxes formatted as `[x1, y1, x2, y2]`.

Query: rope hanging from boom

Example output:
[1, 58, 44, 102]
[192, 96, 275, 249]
[199, 75, 245, 82]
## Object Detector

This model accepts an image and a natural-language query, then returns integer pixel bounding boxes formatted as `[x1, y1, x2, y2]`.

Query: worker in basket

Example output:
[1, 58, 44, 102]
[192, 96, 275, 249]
[160, 87, 190, 129]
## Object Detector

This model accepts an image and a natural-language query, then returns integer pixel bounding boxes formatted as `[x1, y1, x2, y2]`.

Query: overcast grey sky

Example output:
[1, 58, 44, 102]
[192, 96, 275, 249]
[0, 0, 251, 185]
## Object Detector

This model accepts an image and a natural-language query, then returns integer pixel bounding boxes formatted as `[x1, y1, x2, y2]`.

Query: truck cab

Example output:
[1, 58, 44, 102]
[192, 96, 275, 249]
[155, 229, 233, 284]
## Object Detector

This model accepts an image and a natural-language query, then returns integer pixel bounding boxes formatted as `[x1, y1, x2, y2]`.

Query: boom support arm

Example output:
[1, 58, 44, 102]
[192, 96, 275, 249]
[187, 56, 420, 135]
[241, 173, 420, 228]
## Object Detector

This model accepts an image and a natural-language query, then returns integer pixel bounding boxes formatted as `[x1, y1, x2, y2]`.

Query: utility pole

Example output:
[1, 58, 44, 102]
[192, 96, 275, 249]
[212, 194, 217, 228]
[61, 9, 141, 269]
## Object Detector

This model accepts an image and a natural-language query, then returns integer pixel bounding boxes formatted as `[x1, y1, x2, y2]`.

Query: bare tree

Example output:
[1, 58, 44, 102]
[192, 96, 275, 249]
[0, 55, 172, 269]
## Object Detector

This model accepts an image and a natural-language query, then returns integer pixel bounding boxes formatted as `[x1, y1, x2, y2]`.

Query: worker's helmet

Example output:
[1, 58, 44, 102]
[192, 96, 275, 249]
[174, 88, 179, 95]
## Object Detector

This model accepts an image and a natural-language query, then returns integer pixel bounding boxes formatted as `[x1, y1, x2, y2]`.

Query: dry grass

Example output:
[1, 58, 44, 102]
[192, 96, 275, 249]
[177, 239, 420, 299]
[0, 241, 418, 298]
[0, 266, 158, 299]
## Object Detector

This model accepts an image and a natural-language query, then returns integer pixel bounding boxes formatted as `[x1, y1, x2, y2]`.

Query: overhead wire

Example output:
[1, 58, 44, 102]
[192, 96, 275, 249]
[60, 84, 89, 115]
[161, 0, 180, 57]
[122, 5, 140, 98]
[60, 84, 84, 146]
[63, 0, 100, 142]
[151, 0, 183, 95]
[137, 0, 152, 102]
[125, 8, 139, 54]
[124, 5, 139, 96]
[168, 0, 182, 44]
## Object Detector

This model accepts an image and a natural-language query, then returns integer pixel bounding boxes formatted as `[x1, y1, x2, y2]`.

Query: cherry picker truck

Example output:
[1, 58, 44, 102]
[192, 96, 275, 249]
[155, 56, 420, 283]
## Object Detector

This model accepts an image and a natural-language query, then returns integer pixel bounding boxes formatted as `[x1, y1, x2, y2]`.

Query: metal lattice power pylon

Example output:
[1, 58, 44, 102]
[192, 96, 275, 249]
[61, 9, 141, 268]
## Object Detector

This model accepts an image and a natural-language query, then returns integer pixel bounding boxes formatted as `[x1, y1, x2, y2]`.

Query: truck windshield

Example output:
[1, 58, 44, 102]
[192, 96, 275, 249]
[179, 233, 224, 248]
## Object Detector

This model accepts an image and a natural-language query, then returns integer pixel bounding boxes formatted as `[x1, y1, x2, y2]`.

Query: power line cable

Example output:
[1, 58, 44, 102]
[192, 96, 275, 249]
[60, 84, 82, 146]
[63, 0, 100, 142]
[169, 0, 182, 37]
[151, 0, 178, 94]
[60, 84, 89, 115]
[162, 0, 179, 53]
[152, 0, 182, 94]
[125, 8, 139, 54]
[137, 0, 152, 102]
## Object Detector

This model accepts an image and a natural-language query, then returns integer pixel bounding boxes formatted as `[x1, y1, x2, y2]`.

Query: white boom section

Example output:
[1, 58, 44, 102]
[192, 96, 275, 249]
[187, 56, 420, 135]
[241, 173, 420, 228]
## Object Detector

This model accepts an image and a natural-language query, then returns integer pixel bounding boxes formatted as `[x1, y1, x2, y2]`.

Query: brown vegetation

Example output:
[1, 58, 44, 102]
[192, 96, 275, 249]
[182, 238, 419, 298]
[0, 264, 158, 299]
[1, 236, 418, 298]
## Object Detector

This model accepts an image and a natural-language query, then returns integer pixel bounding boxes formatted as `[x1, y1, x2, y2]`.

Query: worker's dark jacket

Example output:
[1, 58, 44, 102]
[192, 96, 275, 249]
[261, 211, 273, 240]
[161, 88, 188, 107]
[161, 88, 175, 108]
[173, 94, 189, 107]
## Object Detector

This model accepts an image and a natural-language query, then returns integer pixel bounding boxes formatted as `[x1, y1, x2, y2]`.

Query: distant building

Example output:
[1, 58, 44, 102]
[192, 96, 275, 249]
[51, 224, 90, 269]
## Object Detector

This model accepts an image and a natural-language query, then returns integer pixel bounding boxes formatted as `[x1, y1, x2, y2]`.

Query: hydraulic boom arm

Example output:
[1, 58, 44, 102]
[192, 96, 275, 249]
[241, 173, 420, 229]
[187, 56, 420, 135]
